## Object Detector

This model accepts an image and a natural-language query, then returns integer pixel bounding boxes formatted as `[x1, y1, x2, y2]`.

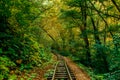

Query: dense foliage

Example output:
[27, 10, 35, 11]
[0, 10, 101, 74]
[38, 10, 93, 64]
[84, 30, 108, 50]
[58, 0, 120, 79]
[0, 0, 52, 79]
[0, 0, 120, 80]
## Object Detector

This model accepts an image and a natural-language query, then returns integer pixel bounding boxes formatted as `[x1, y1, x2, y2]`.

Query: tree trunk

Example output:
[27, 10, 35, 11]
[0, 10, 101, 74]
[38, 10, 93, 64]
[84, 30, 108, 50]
[91, 17, 109, 72]
[89, 0, 119, 52]
[80, 0, 91, 66]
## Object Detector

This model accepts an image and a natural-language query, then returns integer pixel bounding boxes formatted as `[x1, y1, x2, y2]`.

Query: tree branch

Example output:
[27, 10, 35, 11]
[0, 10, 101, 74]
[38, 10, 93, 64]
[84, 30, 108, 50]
[111, 0, 120, 12]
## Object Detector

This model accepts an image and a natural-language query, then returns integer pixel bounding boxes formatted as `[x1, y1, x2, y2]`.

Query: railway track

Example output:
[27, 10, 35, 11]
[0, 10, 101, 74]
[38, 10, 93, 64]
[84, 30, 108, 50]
[47, 54, 76, 80]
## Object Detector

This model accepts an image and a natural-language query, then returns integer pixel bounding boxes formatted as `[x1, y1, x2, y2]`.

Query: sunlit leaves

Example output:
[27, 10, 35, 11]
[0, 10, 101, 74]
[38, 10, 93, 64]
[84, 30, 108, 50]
[60, 0, 120, 78]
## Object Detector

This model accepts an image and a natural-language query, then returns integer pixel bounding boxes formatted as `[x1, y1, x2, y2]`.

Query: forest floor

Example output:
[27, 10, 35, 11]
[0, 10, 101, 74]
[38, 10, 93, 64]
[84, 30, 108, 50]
[32, 55, 57, 80]
[18, 55, 91, 80]
[64, 57, 91, 80]
[33, 55, 90, 80]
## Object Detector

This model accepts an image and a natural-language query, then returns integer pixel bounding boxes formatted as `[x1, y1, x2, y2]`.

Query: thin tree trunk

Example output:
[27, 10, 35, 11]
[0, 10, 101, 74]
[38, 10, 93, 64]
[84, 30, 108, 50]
[81, 0, 91, 66]
[91, 17, 109, 72]
[91, 17, 101, 44]
[89, 0, 119, 53]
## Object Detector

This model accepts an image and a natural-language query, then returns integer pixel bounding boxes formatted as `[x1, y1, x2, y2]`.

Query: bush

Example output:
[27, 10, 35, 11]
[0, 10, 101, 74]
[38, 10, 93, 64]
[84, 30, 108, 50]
[0, 56, 16, 79]
[104, 70, 120, 80]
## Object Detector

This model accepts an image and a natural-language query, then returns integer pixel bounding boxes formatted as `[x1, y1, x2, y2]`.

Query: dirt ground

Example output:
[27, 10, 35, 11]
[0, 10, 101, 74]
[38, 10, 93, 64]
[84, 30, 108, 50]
[64, 57, 91, 80]
[30, 55, 91, 80]
[32, 65, 53, 80]
[33, 55, 57, 80]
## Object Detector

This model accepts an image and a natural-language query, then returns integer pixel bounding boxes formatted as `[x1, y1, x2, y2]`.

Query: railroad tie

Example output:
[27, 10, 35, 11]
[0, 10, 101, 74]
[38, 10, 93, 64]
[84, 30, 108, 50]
[47, 55, 76, 80]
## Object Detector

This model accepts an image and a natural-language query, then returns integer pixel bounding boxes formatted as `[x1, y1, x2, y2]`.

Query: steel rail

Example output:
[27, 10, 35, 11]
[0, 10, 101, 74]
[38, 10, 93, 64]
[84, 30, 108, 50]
[51, 61, 73, 80]
[65, 61, 73, 80]
[48, 54, 76, 80]
[51, 62, 58, 80]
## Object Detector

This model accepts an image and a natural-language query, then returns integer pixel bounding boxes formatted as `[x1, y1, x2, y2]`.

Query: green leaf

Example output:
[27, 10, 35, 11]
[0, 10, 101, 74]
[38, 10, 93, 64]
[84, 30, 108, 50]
[0, 48, 2, 53]
[0, 74, 4, 80]
[0, 65, 9, 73]
[107, 6, 114, 10]
[8, 74, 17, 80]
